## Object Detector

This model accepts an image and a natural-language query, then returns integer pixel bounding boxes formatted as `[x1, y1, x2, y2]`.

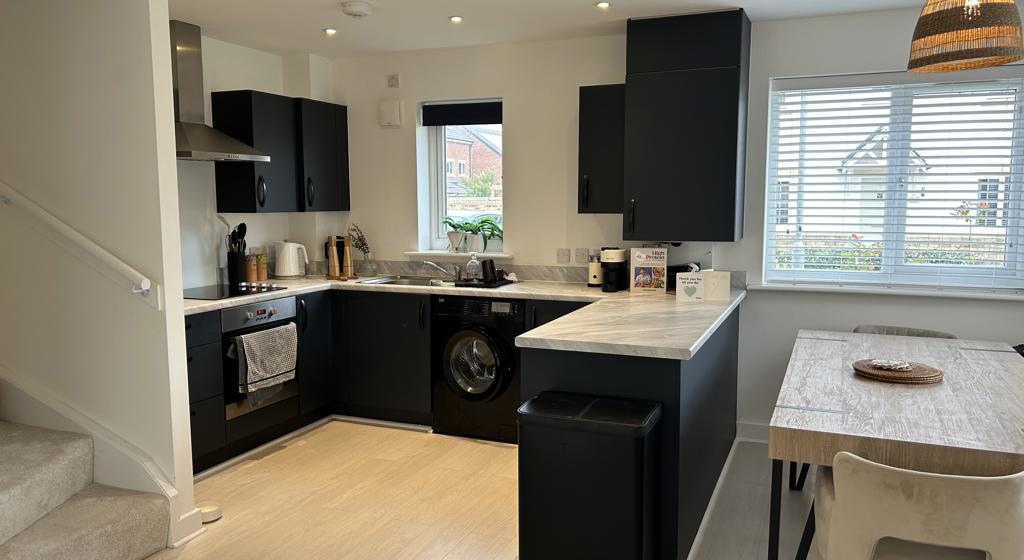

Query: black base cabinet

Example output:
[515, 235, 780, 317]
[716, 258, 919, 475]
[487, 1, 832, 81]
[337, 291, 432, 425]
[298, 291, 334, 416]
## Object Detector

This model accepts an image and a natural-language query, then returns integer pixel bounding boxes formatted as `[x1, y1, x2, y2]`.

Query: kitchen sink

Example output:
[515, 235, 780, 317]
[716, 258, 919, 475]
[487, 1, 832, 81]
[357, 275, 451, 287]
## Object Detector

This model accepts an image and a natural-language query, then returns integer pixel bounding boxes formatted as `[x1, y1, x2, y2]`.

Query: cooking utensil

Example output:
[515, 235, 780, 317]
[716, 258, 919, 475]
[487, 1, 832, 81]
[237, 223, 247, 252]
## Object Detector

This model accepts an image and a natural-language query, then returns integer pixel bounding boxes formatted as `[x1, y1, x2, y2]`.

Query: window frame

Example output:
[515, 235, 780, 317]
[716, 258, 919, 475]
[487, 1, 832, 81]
[427, 126, 449, 250]
[763, 76, 1024, 290]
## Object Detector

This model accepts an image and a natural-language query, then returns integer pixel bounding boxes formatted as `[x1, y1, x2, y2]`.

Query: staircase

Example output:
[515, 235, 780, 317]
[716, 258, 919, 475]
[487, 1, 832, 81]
[0, 421, 168, 559]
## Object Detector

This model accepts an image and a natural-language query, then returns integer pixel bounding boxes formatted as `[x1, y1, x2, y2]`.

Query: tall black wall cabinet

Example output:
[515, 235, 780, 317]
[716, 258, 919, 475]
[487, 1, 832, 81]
[624, 10, 750, 242]
[577, 10, 751, 242]
[212, 91, 350, 213]
[578, 84, 625, 214]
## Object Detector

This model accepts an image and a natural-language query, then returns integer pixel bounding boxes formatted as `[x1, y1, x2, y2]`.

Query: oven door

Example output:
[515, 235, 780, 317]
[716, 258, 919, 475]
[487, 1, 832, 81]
[222, 318, 299, 420]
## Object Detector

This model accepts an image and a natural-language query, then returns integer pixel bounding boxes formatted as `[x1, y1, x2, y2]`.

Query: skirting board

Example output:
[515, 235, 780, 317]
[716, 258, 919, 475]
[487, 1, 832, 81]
[737, 421, 769, 443]
[686, 438, 740, 560]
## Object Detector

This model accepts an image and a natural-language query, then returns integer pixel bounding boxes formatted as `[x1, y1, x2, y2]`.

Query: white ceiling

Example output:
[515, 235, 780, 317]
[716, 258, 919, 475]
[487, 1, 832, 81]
[168, 0, 924, 57]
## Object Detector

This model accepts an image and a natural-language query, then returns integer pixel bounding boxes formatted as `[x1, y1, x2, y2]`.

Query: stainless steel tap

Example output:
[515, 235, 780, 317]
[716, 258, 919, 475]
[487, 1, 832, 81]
[423, 261, 462, 280]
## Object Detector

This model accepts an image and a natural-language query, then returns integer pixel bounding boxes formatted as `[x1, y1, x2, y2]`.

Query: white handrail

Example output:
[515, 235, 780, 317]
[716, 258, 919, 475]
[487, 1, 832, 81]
[0, 180, 163, 311]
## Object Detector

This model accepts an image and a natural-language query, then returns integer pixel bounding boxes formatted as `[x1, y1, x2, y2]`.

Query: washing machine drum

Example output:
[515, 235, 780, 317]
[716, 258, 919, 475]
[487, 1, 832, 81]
[443, 327, 511, 401]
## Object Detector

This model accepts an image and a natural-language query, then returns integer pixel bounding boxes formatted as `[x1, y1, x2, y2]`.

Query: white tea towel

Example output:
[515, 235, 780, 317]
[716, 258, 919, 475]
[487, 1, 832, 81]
[234, 323, 297, 393]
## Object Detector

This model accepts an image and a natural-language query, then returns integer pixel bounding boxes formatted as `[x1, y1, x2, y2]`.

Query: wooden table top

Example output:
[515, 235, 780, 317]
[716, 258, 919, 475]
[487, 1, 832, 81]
[769, 330, 1024, 476]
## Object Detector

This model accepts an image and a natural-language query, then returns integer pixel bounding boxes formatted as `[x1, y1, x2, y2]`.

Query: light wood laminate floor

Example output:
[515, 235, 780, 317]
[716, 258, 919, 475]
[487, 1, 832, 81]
[152, 422, 808, 560]
[153, 421, 518, 560]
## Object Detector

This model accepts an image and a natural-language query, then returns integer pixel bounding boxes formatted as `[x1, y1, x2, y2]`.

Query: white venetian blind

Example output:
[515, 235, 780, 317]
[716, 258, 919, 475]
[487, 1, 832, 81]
[764, 77, 1024, 291]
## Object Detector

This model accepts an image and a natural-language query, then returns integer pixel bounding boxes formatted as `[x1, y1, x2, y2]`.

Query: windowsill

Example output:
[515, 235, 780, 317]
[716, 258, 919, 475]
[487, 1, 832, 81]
[404, 251, 513, 261]
[747, 282, 1024, 303]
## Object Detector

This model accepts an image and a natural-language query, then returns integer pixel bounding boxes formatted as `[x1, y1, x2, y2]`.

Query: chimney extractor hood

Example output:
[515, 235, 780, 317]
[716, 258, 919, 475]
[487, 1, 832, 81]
[170, 20, 269, 162]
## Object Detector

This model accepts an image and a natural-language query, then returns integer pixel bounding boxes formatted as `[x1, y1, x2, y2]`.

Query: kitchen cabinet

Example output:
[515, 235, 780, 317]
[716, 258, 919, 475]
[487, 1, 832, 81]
[578, 84, 625, 214]
[297, 291, 333, 416]
[623, 9, 750, 242]
[526, 300, 589, 330]
[212, 90, 299, 213]
[339, 292, 431, 424]
[297, 98, 350, 212]
[189, 396, 226, 460]
[184, 311, 220, 348]
[184, 312, 226, 469]
[186, 342, 222, 404]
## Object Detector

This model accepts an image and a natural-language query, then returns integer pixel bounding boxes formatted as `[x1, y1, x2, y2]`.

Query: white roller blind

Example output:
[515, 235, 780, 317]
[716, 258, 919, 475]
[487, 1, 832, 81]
[764, 78, 1024, 291]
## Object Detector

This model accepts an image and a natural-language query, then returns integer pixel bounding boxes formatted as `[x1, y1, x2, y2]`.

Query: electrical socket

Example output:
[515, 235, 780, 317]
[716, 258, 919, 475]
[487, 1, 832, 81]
[575, 248, 590, 264]
[556, 248, 571, 265]
[386, 73, 400, 88]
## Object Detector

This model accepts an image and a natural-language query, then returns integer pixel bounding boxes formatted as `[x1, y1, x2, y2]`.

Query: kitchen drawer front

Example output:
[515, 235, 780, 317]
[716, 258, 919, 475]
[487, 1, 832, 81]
[190, 395, 226, 459]
[225, 397, 299, 443]
[187, 341, 223, 404]
[185, 312, 220, 348]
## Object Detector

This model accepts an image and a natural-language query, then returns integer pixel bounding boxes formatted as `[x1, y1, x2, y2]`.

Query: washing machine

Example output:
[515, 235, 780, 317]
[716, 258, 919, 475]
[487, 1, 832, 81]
[431, 296, 526, 443]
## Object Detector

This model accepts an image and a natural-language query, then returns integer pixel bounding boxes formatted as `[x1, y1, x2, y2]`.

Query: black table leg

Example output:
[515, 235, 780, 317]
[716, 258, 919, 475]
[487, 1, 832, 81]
[795, 503, 815, 560]
[789, 462, 811, 491]
[769, 459, 782, 560]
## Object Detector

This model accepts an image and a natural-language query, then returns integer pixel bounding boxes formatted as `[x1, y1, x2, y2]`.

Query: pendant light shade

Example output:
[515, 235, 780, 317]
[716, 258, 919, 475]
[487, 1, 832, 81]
[908, 0, 1024, 73]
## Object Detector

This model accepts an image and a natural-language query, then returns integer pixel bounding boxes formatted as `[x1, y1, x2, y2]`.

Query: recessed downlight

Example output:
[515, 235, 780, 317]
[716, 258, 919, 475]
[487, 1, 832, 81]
[323, 27, 337, 36]
[595, 1, 610, 9]
[449, 15, 463, 24]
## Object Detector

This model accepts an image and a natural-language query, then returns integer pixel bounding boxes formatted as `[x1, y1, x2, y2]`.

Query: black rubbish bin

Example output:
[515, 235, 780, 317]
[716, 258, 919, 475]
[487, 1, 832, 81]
[517, 392, 662, 560]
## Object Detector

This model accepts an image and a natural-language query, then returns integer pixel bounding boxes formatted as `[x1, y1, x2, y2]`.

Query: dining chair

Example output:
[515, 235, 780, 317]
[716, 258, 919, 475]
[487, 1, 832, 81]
[852, 324, 959, 339]
[807, 452, 1024, 560]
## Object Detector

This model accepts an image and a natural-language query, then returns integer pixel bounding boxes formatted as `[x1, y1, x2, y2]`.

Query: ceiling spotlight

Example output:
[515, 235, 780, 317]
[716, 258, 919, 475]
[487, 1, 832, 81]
[449, 15, 463, 24]
[323, 28, 338, 36]
[595, 1, 610, 9]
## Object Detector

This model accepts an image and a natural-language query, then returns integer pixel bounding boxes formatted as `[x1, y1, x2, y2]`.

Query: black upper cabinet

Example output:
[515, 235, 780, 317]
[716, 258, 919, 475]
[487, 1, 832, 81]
[212, 91, 299, 213]
[626, 10, 748, 74]
[297, 99, 351, 212]
[578, 84, 625, 214]
[297, 291, 333, 416]
[339, 292, 431, 424]
[623, 9, 750, 242]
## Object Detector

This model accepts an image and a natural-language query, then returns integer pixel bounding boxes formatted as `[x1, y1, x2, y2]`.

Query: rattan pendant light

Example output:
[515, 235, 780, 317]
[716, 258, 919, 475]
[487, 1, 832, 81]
[908, 0, 1024, 73]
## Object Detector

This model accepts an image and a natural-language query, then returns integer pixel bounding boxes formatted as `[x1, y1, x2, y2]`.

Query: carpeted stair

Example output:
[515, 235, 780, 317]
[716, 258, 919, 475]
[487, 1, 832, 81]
[0, 421, 168, 559]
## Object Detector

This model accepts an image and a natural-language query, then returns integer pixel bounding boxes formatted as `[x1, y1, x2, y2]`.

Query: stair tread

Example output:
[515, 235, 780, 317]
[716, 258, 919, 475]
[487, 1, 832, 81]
[0, 421, 93, 545]
[0, 483, 168, 560]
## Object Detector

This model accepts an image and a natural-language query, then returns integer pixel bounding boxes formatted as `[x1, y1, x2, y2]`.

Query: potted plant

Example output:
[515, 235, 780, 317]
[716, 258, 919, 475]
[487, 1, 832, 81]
[474, 216, 503, 253]
[442, 216, 469, 252]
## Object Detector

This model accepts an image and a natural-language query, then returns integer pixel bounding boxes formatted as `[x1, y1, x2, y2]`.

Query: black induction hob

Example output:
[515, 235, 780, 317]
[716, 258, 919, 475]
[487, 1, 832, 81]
[183, 283, 288, 300]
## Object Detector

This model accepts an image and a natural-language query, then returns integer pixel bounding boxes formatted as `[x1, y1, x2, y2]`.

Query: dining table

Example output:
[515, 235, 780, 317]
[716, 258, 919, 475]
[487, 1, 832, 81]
[767, 329, 1024, 560]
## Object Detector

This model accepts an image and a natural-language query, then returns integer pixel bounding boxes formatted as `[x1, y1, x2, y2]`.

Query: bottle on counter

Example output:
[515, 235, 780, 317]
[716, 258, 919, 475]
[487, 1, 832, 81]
[466, 252, 482, 280]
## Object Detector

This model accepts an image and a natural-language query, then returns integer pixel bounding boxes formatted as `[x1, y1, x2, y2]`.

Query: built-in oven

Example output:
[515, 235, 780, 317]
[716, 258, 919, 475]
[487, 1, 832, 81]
[220, 297, 299, 431]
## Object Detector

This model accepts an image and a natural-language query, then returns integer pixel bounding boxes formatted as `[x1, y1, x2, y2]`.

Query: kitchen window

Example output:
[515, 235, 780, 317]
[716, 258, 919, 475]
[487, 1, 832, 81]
[423, 100, 503, 251]
[764, 77, 1024, 291]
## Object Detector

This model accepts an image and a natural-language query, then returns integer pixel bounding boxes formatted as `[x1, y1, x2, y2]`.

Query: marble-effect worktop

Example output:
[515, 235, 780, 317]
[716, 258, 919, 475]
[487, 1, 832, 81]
[183, 276, 745, 361]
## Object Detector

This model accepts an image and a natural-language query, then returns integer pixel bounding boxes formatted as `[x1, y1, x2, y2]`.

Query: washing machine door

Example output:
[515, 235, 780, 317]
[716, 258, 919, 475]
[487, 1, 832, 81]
[442, 327, 511, 401]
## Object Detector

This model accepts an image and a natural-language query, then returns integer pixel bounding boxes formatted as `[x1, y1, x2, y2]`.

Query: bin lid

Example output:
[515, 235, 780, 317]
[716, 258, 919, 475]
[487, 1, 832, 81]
[517, 391, 662, 438]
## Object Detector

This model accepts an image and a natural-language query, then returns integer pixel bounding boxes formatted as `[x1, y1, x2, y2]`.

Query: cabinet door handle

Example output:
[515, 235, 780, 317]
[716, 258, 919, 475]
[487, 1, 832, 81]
[187, 355, 193, 363]
[582, 175, 590, 209]
[418, 301, 426, 330]
[299, 299, 308, 333]
[256, 175, 267, 207]
[306, 178, 315, 207]
[629, 198, 637, 233]
[185, 322, 192, 331]
[530, 307, 538, 329]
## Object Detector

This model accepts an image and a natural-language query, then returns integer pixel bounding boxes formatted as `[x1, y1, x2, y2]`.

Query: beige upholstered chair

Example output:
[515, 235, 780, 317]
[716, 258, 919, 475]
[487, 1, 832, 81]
[808, 452, 1024, 560]
[852, 324, 958, 340]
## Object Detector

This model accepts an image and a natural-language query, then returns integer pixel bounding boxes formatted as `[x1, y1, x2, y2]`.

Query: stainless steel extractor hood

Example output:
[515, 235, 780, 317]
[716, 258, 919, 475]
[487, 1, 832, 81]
[170, 20, 269, 162]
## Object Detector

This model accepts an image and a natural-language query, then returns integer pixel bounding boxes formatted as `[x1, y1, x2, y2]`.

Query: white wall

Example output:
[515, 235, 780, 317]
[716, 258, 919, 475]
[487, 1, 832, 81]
[716, 8, 1024, 435]
[0, 0, 200, 544]
[332, 35, 636, 265]
[177, 38, 346, 288]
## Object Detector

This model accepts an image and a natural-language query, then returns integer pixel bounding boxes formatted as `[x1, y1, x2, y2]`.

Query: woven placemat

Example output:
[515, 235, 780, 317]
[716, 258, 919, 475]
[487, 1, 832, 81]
[852, 360, 944, 385]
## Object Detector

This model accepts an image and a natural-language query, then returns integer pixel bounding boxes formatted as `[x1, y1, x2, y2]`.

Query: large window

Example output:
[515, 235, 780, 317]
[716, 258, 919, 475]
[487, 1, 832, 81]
[427, 124, 503, 249]
[423, 101, 503, 251]
[764, 78, 1024, 290]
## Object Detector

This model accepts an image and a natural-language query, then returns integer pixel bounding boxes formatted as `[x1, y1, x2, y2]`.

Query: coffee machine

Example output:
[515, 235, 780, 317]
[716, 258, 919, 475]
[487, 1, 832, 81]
[600, 248, 629, 292]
